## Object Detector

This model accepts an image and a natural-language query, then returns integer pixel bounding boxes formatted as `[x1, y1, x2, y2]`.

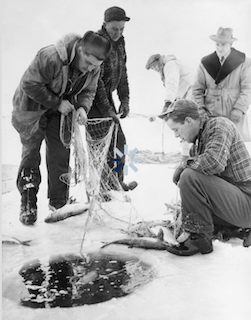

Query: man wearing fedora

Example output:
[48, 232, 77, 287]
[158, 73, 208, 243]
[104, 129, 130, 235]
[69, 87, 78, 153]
[12, 31, 111, 225]
[193, 27, 251, 141]
[88, 6, 137, 192]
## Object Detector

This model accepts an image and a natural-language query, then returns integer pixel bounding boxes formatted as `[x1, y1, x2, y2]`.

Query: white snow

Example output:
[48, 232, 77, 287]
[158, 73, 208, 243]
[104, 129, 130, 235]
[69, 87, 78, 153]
[2, 1, 251, 319]
[2, 115, 251, 320]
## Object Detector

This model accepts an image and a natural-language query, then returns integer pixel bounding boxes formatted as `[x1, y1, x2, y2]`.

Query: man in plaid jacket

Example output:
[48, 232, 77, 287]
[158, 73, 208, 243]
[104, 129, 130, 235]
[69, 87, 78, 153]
[162, 99, 251, 256]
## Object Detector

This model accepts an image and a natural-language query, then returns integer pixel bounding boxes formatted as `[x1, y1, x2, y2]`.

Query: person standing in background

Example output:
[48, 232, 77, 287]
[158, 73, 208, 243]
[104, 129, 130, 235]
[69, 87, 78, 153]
[12, 31, 111, 225]
[88, 6, 137, 192]
[146, 54, 194, 160]
[193, 27, 251, 142]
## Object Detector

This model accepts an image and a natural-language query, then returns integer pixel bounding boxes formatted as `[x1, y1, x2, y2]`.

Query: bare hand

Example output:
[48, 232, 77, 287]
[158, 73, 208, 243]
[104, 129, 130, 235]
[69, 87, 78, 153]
[230, 109, 244, 124]
[109, 111, 120, 124]
[75, 107, 87, 125]
[58, 100, 75, 115]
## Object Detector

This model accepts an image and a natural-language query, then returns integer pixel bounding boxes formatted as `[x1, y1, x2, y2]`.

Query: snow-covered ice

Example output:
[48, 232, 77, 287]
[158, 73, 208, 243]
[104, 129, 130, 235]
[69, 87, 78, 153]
[2, 115, 251, 320]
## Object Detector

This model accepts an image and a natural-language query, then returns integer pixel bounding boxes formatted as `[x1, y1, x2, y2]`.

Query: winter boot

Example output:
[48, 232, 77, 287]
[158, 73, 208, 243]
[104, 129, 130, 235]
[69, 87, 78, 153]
[243, 228, 251, 247]
[120, 181, 138, 191]
[19, 168, 37, 225]
[213, 225, 251, 247]
[166, 233, 213, 256]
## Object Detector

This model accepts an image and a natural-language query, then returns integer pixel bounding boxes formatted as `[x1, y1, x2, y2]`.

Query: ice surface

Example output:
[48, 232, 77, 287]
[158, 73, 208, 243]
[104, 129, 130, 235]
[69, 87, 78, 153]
[2, 114, 251, 320]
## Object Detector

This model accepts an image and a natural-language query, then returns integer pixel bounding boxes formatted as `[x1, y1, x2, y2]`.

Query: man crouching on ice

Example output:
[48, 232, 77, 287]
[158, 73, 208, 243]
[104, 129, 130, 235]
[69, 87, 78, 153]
[161, 99, 251, 256]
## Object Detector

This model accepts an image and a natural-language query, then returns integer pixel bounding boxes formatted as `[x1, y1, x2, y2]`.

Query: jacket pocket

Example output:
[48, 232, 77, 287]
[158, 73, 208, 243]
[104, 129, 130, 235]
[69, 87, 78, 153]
[11, 110, 46, 140]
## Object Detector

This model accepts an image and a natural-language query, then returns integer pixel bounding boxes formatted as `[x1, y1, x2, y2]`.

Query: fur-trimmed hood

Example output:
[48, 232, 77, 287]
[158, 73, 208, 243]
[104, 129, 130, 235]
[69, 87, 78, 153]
[54, 33, 81, 65]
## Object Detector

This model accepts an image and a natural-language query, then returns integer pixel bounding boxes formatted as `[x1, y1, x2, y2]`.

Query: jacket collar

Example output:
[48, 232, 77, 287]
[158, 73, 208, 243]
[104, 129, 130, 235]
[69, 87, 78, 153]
[201, 48, 245, 84]
[54, 34, 81, 66]
[99, 25, 124, 47]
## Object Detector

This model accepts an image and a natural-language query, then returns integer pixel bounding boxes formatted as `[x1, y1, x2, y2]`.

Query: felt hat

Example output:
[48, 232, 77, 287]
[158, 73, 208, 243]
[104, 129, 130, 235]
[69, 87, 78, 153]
[145, 54, 161, 70]
[209, 27, 237, 43]
[104, 7, 130, 22]
[82, 31, 111, 60]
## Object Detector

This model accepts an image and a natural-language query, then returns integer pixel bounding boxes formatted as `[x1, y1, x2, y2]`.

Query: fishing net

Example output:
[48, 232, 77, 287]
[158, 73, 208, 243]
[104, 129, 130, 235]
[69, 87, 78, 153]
[46, 112, 182, 248]
[58, 112, 139, 234]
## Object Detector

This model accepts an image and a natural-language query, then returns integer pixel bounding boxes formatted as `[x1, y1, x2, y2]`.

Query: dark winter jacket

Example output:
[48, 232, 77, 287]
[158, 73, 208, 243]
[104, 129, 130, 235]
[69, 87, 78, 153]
[89, 26, 130, 117]
[12, 34, 100, 139]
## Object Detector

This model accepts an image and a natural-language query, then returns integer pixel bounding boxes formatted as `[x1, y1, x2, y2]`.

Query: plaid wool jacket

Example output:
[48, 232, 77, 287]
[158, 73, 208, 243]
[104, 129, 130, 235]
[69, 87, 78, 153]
[93, 26, 130, 115]
[187, 116, 251, 185]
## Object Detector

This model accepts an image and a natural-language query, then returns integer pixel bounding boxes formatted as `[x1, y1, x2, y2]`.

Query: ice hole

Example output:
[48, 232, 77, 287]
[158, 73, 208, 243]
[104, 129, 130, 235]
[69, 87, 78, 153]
[5, 252, 155, 308]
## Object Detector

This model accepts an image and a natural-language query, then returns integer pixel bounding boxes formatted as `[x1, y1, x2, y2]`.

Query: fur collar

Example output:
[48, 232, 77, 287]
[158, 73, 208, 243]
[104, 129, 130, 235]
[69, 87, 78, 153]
[201, 48, 245, 84]
[54, 34, 81, 65]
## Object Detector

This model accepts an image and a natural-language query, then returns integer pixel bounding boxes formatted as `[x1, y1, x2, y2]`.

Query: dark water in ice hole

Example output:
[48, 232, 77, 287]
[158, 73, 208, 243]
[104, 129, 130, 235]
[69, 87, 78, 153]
[10, 252, 154, 308]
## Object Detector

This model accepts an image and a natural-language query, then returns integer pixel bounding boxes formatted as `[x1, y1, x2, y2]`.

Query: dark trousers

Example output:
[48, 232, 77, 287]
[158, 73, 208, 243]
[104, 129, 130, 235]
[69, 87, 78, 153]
[107, 123, 126, 183]
[15, 110, 70, 202]
[88, 102, 126, 184]
[179, 168, 251, 237]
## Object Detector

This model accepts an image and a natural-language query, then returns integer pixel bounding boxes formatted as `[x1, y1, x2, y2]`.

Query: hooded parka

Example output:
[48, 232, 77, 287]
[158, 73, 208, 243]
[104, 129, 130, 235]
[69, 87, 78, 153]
[12, 34, 101, 205]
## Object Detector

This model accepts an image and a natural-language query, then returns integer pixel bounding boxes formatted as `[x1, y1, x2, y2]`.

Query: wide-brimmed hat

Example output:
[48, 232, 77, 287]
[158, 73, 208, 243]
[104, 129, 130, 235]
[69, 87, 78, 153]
[209, 27, 237, 43]
[82, 31, 111, 60]
[145, 54, 161, 70]
[104, 7, 130, 22]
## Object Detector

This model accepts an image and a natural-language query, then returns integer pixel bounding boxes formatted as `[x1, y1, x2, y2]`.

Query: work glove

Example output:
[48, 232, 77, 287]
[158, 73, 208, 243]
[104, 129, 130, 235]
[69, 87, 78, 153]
[158, 101, 172, 119]
[108, 111, 120, 124]
[173, 164, 186, 185]
[230, 109, 244, 124]
[118, 102, 130, 119]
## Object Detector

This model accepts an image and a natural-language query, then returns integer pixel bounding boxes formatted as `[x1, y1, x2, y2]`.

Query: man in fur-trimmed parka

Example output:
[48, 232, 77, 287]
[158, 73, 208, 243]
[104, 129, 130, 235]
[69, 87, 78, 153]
[88, 6, 137, 192]
[193, 27, 251, 142]
[12, 31, 111, 225]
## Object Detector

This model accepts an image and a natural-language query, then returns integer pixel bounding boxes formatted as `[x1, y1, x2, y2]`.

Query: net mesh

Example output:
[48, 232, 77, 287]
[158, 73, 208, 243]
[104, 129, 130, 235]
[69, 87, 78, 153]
[56, 112, 181, 248]
[59, 112, 139, 236]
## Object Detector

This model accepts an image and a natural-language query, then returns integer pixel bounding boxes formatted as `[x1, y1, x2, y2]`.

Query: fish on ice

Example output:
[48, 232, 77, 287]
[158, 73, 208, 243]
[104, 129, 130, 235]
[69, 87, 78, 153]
[101, 228, 173, 250]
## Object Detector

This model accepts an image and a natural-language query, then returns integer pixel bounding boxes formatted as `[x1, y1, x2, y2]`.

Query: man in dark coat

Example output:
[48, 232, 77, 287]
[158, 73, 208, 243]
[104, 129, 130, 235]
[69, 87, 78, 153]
[12, 31, 111, 225]
[88, 6, 137, 192]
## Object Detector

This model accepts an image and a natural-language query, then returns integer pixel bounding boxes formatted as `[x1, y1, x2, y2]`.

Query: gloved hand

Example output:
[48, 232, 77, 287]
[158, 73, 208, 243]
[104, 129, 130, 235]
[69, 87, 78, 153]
[108, 111, 120, 124]
[163, 100, 172, 110]
[230, 109, 244, 124]
[118, 102, 130, 119]
[158, 101, 172, 119]
[173, 165, 186, 185]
